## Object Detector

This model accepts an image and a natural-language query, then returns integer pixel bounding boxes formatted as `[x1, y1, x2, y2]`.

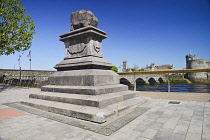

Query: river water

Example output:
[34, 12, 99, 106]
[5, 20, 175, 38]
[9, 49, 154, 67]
[131, 84, 210, 93]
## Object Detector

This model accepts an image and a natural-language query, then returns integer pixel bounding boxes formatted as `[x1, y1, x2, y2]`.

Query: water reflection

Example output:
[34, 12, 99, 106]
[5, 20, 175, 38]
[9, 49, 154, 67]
[132, 84, 210, 93]
[190, 84, 210, 93]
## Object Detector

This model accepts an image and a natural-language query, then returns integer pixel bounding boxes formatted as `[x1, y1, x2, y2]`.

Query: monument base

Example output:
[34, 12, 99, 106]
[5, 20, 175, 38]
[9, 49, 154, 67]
[21, 90, 148, 123]
[21, 70, 149, 123]
[48, 69, 120, 86]
[41, 84, 128, 95]
[21, 69, 149, 123]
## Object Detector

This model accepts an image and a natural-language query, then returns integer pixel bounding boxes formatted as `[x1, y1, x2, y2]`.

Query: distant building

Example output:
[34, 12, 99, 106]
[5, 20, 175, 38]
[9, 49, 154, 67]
[122, 60, 128, 72]
[122, 61, 140, 72]
[186, 54, 210, 81]
[143, 63, 173, 71]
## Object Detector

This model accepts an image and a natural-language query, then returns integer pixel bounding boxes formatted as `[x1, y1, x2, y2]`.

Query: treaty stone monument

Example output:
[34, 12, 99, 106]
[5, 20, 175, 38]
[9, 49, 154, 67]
[21, 10, 147, 123]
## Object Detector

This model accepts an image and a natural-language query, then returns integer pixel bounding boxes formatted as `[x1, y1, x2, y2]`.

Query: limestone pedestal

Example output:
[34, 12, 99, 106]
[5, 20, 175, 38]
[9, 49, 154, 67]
[21, 26, 148, 123]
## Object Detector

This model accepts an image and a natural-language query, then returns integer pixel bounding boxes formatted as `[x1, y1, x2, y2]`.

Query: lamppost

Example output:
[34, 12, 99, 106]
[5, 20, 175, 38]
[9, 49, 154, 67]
[134, 76, 136, 91]
[18, 55, 21, 84]
[167, 74, 171, 92]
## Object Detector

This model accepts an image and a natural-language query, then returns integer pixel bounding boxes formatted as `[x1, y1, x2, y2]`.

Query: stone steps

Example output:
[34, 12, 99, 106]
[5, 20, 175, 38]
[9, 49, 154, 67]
[21, 96, 149, 123]
[29, 90, 139, 108]
[41, 84, 128, 95]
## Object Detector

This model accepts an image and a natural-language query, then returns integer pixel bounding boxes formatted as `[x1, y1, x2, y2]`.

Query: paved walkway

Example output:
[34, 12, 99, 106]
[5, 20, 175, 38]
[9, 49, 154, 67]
[0, 85, 210, 140]
[139, 91, 210, 102]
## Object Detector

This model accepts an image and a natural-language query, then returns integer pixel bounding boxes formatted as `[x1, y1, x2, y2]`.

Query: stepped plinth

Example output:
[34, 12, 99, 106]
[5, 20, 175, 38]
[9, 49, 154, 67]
[21, 10, 148, 123]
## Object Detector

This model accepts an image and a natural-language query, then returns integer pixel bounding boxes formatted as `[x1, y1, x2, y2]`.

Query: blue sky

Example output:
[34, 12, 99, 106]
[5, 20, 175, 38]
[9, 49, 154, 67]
[1, 0, 210, 71]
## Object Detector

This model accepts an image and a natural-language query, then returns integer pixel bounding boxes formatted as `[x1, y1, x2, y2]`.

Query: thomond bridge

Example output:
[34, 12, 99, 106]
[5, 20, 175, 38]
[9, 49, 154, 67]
[118, 69, 210, 86]
[118, 73, 166, 86]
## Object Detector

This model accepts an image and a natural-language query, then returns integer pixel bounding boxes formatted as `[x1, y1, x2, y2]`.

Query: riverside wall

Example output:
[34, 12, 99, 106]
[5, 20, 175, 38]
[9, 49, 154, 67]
[0, 69, 55, 87]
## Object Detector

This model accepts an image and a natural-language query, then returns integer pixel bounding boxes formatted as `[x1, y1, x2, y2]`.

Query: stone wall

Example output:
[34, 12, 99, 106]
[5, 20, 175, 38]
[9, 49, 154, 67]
[206, 61, 210, 69]
[0, 69, 55, 76]
[0, 69, 55, 87]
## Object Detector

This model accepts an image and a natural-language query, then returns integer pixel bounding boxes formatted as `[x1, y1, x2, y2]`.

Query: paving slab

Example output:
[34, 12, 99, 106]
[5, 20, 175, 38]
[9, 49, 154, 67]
[0, 84, 210, 140]
[0, 108, 24, 120]
[154, 128, 173, 138]
[140, 128, 158, 139]
[169, 133, 185, 140]
[185, 132, 201, 140]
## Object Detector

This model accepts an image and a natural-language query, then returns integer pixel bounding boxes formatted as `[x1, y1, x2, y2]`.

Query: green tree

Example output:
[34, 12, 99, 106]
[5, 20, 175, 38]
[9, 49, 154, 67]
[131, 68, 136, 72]
[111, 66, 118, 72]
[0, 0, 35, 55]
[168, 66, 173, 69]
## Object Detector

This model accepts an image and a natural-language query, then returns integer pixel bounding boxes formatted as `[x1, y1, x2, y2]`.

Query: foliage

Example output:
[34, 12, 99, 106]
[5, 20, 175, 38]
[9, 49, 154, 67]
[131, 68, 136, 72]
[111, 66, 118, 72]
[0, 0, 35, 55]
[165, 74, 186, 83]
[165, 74, 173, 82]
[168, 66, 173, 69]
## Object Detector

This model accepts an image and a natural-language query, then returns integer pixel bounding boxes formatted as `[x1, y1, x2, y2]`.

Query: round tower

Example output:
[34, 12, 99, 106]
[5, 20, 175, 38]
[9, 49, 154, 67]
[185, 54, 196, 69]
[185, 54, 207, 81]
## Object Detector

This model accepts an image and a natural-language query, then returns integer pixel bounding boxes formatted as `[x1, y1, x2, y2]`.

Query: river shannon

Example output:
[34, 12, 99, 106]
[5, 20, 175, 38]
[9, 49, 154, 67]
[133, 83, 210, 93]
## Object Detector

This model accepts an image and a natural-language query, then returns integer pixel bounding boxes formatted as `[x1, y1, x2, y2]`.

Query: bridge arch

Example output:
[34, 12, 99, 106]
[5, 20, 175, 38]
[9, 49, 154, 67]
[158, 77, 164, 84]
[136, 78, 146, 86]
[120, 78, 131, 86]
[148, 77, 157, 85]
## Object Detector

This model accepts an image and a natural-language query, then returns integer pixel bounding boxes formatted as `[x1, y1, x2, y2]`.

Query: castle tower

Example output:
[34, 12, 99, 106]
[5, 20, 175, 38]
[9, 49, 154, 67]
[186, 54, 196, 69]
[185, 54, 208, 81]
[122, 60, 127, 72]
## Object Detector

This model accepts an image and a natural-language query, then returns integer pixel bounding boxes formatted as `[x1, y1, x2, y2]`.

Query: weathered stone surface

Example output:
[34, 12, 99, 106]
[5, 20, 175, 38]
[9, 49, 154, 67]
[60, 26, 106, 60]
[48, 69, 119, 86]
[56, 26, 110, 71]
[29, 90, 139, 108]
[21, 95, 149, 123]
[54, 56, 113, 71]
[70, 10, 98, 31]
[41, 84, 128, 95]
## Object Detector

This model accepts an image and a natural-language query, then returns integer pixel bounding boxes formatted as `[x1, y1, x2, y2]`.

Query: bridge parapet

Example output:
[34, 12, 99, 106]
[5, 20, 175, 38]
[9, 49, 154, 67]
[118, 69, 210, 86]
[119, 73, 166, 86]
